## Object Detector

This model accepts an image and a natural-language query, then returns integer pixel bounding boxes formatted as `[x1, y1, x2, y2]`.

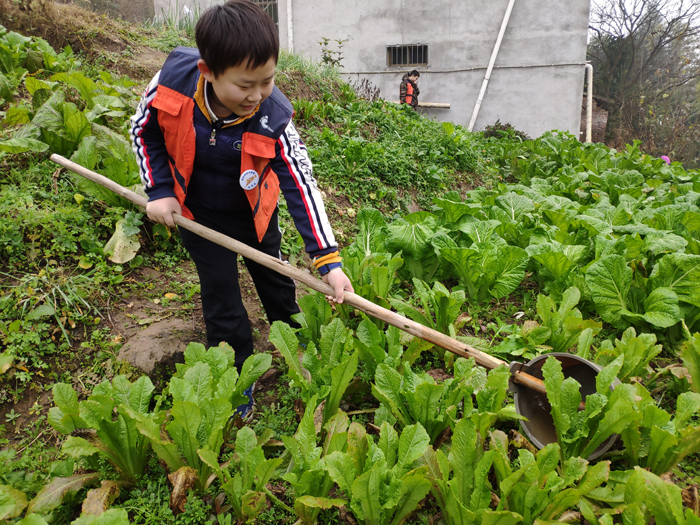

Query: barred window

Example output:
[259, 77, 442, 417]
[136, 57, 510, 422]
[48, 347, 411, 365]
[387, 44, 429, 67]
[249, 0, 278, 27]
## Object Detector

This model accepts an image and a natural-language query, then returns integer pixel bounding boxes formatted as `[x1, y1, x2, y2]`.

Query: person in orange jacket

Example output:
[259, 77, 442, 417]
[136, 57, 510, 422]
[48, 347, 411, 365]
[399, 70, 420, 110]
[129, 0, 353, 419]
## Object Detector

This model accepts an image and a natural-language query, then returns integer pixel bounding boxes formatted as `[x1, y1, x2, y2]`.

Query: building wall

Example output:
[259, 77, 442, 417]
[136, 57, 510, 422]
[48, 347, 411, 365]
[278, 0, 592, 137]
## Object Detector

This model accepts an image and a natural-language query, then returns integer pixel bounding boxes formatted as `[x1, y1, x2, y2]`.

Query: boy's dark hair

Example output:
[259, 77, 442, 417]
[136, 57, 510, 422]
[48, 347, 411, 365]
[195, 0, 279, 77]
[409, 70, 420, 77]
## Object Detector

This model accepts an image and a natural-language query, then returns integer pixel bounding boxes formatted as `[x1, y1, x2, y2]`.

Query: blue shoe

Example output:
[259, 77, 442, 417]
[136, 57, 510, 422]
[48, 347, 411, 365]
[235, 383, 255, 421]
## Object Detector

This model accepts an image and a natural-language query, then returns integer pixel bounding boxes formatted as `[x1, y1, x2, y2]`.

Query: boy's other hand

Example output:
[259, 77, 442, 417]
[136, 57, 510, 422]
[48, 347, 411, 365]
[146, 197, 181, 228]
[323, 268, 354, 304]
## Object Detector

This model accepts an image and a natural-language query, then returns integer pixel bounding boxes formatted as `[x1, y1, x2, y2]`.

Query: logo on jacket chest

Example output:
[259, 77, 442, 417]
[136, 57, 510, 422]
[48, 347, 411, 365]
[260, 115, 273, 133]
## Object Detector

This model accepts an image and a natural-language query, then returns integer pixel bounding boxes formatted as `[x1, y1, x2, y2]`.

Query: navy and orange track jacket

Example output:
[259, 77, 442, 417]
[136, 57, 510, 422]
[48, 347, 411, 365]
[129, 47, 341, 274]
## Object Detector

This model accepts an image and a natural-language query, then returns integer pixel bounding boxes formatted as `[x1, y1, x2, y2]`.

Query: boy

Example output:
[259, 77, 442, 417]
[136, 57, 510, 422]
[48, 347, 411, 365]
[399, 70, 420, 110]
[129, 0, 353, 418]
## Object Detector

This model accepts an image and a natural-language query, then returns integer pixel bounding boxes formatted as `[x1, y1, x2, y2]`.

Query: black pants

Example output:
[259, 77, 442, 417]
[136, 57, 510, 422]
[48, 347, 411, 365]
[179, 205, 299, 370]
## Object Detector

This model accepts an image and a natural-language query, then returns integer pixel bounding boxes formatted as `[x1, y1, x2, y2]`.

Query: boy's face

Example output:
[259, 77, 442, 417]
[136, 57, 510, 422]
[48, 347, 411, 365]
[409, 74, 419, 83]
[198, 58, 276, 117]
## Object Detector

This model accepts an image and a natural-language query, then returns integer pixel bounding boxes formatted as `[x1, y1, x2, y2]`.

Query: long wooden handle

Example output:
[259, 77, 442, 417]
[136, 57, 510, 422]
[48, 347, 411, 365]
[51, 154, 549, 396]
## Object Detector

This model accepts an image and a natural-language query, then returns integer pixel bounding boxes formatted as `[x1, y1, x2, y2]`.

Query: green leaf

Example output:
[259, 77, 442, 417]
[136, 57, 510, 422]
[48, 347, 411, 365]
[581, 385, 641, 459]
[0, 484, 28, 520]
[70, 508, 130, 525]
[325, 351, 358, 425]
[355, 207, 387, 256]
[650, 253, 700, 308]
[255, 457, 283, 491]
[386, 212, 438, 258]
[53, 383, 79, 412]
[62, 436, 100, 458]
[390, 473, 432, 525]
[27, 304, 56, 320]
[495, 193, 535, 222]
[16, 515, 50, 525]
[184, 342, 207, 365]
[351, 464, 383, 525]
[480, 510, 523, 525]
[183, 361, 213, 403]
[682, 334, 700, 394]
[577, 461, 610, 495]
[623, 287, 681, 329]
[169, 377, 196, 404]
[237, 352, 272, 394]
[27, 473, 99, 514]
[128, 376, 154, 414]
[0, 136, 49, 153]
[372, 364, 409, 426]
[448, 418, 479, 508]
[323, 451, 357, 496]
[394, 423, 430, 476]
[70, 135, 100, 170]
[269, 321, 307, 389]
[638, 468, 686, 525]
[542, 357, 571, 437]
[167, 401, 202, 470]
[490, 246, 530, 299]
[585, 255, 632, 326]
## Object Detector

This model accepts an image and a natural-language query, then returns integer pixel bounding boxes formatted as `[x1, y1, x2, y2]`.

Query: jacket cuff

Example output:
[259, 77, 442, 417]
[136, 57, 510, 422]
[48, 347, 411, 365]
[317, 261, 343, 276]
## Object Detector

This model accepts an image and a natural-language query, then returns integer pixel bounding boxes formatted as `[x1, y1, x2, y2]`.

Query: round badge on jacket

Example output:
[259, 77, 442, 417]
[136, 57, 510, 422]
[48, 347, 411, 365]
[239, 169, 259, 190]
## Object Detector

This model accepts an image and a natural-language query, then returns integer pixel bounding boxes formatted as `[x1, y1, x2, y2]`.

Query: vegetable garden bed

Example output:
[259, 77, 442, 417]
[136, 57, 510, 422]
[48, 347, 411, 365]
[1, 13, 700, 525]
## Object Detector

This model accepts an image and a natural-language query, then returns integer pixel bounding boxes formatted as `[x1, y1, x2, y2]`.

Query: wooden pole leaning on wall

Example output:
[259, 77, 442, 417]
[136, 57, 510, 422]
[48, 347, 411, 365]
[50, 153, 551, 398]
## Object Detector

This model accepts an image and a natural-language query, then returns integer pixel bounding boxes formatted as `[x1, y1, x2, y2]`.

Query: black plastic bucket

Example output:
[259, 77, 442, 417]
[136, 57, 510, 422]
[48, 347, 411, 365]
[510, 353, 618, 460]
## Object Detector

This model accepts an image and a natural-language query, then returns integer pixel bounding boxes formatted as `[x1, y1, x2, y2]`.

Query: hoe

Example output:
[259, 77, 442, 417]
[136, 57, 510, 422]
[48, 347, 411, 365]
[51, 154, 616, 459]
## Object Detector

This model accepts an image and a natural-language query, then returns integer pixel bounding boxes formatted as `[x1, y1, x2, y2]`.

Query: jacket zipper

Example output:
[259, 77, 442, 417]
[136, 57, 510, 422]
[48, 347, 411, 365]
[209, 119, 223, 146]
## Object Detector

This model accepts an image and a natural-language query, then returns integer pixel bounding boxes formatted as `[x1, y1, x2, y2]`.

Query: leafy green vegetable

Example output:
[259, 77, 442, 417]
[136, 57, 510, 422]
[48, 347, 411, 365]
[282, 397, 349, 525]
[48, 376, 156, 485]
[323, 421, 431, 525]
[541, 356, 640, 461]
[270, 319, 358, 426]
[198, 427, 282, 523]
[130, 342, 270, 488]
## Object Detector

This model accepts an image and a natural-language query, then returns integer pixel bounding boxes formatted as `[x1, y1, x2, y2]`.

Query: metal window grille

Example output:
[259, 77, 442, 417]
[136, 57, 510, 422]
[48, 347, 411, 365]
[249, 0, 278, 27]
[386, 44, 429, 67]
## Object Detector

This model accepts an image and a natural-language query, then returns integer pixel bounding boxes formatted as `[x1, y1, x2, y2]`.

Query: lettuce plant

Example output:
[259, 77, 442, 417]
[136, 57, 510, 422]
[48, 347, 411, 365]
[291, 293, 335, 344]
[322, 421, 432, 525]
[385, 211, 442, 282]
[353, 319, 432, 381]
[491, 434, 610, 524]
[198, 427, 283, 523]
[420, 419, 522, 525]
[585, 254, 683, 330]
[48, 375, 156, 486]
[594, 326, 662, 382]
[372, 358, 520, 444]
[619, 385, 700, 475]
[341, 251, 404, 313]
[281, 397, 350, 525]
[389, 278, 466, 339]
[270, 319, 358, 426]
[614, 467, 700, 525]
[439, 220, 529, 302]
[130, 342, 271, 488]
[542, 356, 641, 461]
[341, 207, 403, 313]
[484, 286, 602, 360]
